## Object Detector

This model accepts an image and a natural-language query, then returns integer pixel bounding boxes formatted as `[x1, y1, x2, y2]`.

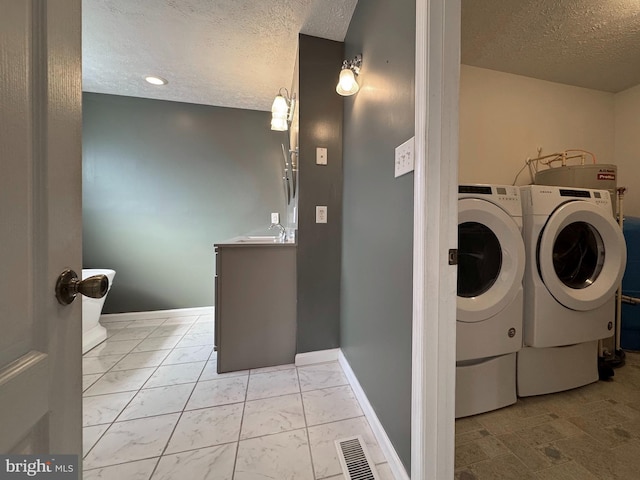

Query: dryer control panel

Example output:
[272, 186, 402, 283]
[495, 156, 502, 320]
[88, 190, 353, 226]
[522, 185, 613, 216]
[558, 188, 611, 211]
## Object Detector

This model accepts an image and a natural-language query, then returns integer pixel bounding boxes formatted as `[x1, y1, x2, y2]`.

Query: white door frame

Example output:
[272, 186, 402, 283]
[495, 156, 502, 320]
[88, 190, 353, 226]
[412, 0, 460, 478]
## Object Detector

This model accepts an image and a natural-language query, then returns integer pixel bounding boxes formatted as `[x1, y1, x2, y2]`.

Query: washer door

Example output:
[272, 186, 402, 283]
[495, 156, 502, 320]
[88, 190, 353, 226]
[457, 198, 525, 323]
[538, 201, 627, 311]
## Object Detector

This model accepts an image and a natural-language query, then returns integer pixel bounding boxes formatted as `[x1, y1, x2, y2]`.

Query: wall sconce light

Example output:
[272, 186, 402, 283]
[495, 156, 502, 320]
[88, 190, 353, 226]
[336, 54, 362, 96]
[271, 88, 296, 131]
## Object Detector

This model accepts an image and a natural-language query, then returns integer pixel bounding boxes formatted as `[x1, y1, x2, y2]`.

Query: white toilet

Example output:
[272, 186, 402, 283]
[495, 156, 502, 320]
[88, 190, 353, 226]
[82, 269, 116, 354]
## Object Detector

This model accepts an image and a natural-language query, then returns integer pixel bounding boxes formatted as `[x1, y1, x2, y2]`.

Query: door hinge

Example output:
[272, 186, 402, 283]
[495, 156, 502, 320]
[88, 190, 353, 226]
[448, 249, 458, 265]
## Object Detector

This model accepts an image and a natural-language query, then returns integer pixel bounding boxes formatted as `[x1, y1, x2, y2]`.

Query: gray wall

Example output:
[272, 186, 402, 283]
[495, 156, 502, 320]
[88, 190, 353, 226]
[296, 35, 344, 353]
[340, 1, 415, 471]
[83, 93, 286, 313]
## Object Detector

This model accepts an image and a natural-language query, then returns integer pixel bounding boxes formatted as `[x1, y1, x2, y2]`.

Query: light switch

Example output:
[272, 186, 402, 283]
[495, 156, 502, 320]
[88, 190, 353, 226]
[394, 136, 415, 178]
[316, 147, 328, 165]
[316, 206, 327, 223]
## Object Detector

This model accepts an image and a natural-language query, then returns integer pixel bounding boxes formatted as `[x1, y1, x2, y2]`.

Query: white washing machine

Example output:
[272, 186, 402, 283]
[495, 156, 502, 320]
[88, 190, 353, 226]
[518, 185, 627, 396]
[456, 184, 526, 418]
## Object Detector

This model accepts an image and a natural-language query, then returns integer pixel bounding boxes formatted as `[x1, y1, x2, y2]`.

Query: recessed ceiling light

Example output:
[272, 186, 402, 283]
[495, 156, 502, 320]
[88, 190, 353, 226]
[145, 76, 168, 86]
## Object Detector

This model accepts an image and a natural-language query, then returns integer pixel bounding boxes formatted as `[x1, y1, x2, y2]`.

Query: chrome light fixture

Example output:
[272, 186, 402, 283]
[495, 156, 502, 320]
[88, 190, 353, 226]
[336, 54, 362, 96]
[270, 88, 296, 131]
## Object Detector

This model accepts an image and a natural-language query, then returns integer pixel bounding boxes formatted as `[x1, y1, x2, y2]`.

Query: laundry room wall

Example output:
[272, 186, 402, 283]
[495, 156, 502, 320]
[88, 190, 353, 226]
[614, 83, 640, 217]
[459, 65, 615, 187]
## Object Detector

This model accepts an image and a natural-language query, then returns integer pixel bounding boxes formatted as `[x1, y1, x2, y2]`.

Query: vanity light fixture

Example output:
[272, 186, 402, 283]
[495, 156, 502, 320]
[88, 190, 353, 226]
[336, 54, 362, 96]
[145, 75, 168, 86]
[270, 88, 296, 131]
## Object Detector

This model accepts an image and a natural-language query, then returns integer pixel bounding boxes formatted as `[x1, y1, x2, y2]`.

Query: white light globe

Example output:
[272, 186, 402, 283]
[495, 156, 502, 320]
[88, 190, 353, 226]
[336, 69, 359, 96]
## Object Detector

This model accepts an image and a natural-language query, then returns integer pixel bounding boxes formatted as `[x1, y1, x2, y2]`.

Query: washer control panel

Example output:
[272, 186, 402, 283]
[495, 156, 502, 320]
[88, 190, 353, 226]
[494, 186, 520, 203]
[458, 184, 522, 216]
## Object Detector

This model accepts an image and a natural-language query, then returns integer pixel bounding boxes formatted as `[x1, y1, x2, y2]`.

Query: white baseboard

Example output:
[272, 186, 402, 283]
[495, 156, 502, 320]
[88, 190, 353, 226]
[294, 348, 340, 366]
[338, 350, 410, 480]
[101, 306, 214, 323]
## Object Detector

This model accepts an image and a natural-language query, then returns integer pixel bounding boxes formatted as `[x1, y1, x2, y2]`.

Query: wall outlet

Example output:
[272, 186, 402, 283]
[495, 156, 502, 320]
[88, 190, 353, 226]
[316, 147, 327, 165]
[271, 212, 280, 224]
[316, 206, 327, 223]
[394, 136, 415, 178]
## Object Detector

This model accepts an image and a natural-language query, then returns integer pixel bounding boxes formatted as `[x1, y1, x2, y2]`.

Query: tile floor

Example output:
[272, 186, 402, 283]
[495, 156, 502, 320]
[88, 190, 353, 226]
[82, 313, 395, 480]
[455, 351, 640, 479]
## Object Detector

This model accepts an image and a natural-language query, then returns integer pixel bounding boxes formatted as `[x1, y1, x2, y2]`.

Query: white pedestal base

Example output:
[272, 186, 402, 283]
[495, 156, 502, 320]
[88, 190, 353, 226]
[517, 341, 598, 397]
[456, 353, 517, 418]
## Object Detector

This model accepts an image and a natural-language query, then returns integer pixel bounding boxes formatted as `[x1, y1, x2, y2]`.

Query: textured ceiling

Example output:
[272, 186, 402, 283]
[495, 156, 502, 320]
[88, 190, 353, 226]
[82, 0, 357, 111]
[462, 0, 640, 93]
[84, 0, 640, 109]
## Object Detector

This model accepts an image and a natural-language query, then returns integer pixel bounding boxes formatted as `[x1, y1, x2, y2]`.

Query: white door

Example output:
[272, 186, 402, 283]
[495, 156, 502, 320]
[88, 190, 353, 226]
[0, 0, 82, 454]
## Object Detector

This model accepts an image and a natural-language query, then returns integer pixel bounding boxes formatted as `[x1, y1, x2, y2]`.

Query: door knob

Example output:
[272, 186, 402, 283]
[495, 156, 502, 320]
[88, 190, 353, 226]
[55, 269, 109, 305]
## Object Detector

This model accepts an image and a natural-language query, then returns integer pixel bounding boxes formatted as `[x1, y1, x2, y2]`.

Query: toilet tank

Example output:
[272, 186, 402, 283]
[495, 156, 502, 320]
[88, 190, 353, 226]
[534, 164, 617, 215]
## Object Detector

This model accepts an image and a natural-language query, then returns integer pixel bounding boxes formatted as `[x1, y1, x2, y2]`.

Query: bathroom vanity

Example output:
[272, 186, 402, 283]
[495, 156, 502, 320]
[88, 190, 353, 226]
[214, 236, 296, 373]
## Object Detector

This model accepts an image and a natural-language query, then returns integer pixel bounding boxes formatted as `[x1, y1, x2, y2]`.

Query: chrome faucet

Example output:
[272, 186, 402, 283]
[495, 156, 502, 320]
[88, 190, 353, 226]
[269, 222, 287, 242]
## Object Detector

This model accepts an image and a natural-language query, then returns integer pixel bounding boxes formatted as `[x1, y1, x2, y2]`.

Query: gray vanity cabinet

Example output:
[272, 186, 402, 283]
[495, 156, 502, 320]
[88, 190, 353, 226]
[214, 243, 297, 373]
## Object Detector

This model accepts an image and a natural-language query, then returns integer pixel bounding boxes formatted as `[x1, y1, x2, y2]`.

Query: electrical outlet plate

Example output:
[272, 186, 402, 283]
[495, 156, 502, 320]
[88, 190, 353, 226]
[394, 136, 415, 178]
[271, 212, 279, 224]
[316, 206, 327, 223]
[316, 147, 327, 165]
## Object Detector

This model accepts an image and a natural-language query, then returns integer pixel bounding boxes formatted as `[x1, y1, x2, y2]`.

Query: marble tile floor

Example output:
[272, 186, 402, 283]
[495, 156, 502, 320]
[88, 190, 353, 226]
[83, 313, 395, 480]
[455, 351, 640, 480]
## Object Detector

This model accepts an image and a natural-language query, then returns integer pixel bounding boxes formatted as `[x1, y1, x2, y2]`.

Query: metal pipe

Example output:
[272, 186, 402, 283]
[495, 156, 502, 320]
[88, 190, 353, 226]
[616, 187, 627, 351]
[621, 294, 640, 305]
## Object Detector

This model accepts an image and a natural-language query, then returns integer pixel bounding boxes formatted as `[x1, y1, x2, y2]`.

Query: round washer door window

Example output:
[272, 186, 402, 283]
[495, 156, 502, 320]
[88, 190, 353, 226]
[552, 221, 605, 289]
[457, 198, 525, 323]
[458, 222, 502, 298]
[538, 201, 626, 311]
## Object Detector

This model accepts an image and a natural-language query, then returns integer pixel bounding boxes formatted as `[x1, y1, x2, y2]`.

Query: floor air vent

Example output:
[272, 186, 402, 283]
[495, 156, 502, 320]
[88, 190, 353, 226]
[335, 435, 380, 480]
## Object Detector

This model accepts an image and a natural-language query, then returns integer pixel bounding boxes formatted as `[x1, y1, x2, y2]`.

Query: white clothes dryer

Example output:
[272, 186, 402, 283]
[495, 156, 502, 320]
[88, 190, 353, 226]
[520, 186, 626, 347]
[518, 185, 627, 396]
[456, 184, 526, 418]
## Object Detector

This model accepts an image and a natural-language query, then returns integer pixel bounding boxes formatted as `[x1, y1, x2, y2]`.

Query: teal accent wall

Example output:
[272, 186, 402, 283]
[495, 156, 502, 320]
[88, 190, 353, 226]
[296, 35, 344, 353]
[83, 93, 286, 313]
[340, 0, 416, 471]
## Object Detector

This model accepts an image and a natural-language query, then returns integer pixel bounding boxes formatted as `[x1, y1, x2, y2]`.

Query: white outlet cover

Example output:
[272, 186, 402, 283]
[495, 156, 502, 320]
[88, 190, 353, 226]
[271, 212, 280, 224]
[316, 205, 328, 223]
[394, 136, 415, 178]
[316, 147, 328, 165]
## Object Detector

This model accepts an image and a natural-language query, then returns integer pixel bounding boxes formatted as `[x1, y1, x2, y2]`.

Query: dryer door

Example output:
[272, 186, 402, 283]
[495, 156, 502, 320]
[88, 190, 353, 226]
[457, 198, 525, 322]
[538, 201, 627, 311]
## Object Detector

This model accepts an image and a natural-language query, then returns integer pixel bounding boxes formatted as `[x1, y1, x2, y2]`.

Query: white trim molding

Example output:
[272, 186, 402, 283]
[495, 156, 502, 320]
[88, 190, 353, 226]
[339, 351, 410, 480]
[413, 0, 460, 478]
[294, 348, 340, 366]
[101, 306, 214, 323]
